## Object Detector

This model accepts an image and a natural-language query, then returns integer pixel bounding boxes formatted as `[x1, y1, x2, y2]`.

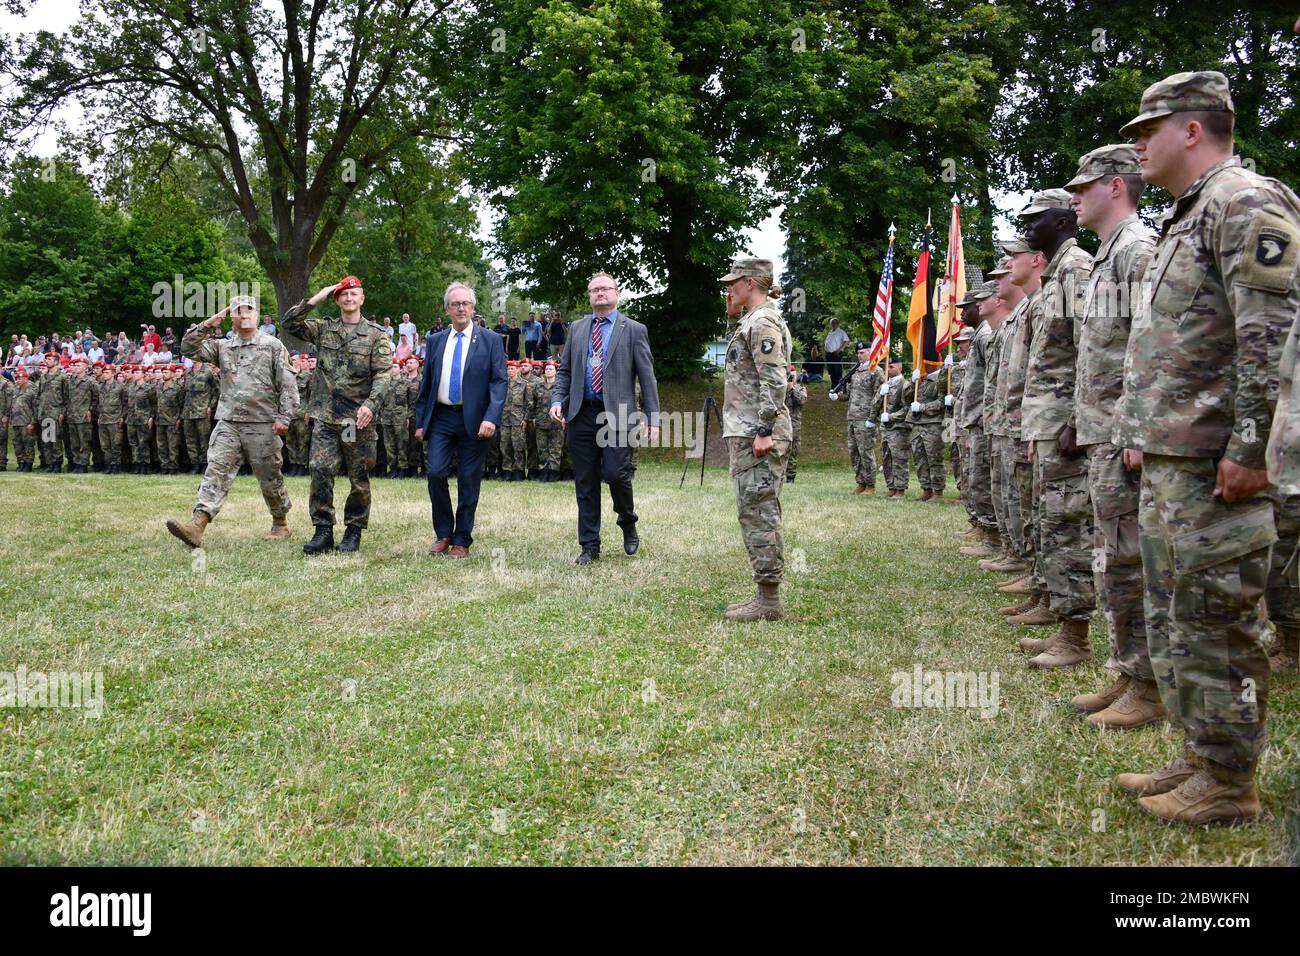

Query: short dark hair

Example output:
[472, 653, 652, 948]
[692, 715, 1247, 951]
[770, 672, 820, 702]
[1118, 173, 1145, 206]
[1186, 110, 1234, 146]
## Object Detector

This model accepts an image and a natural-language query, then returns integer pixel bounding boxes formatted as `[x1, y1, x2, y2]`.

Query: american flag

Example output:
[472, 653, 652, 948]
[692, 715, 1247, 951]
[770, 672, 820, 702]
[867, 230, 895, 368]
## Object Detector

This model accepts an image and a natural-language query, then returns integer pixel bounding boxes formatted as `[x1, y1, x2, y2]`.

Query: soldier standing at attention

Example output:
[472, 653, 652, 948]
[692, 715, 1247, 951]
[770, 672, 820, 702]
[783, 364, 808, 483]
[167, 295, 299, 548]
[63, 358, 97, 473]
[282, 276, 393, 554]
[500, 361, 527, 481]
[535, 361, 564, 481]
[720, 258, 792, 623]
[403, 356, 424, 479]
[285, 353, 313, 477]
[1112, 72, 1300, 824]
[1064, 144, 1163, 727]
[380, 360, 409, 479]
[32, 352, 68, 472]
[830, 341, 881, 494]
[182, 359, 218, 475]
[124, 365, 156, 474]
[908, 362, 948, 502]
[0, 369, 12, 471]
[155, 364, 185, 474]
[9, 367, 37, 471]
[880, 358, 910, 497]
[96, 362, 126, 474]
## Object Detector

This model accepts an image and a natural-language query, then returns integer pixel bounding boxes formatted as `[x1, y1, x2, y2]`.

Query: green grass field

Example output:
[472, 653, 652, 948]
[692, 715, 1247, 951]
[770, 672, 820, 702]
[1, 456, 1296, 865]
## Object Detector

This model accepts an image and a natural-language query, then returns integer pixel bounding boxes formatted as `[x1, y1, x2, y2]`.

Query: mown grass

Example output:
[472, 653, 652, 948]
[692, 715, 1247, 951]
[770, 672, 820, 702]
[0, 462, 1295, 865]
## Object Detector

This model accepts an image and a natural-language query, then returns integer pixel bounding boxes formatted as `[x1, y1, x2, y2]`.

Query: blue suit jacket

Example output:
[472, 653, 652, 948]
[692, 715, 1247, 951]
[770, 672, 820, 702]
[415, 325, 507, 436]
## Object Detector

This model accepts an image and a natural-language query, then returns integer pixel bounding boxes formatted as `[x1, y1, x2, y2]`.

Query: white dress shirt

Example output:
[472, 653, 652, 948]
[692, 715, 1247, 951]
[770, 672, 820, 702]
[437, 326, 471, 405]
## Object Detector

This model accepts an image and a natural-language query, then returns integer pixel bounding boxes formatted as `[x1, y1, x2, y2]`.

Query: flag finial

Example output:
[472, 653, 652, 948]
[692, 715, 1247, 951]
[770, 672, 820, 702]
[888, 222, 896, 239]
[950, 193, 959, 205]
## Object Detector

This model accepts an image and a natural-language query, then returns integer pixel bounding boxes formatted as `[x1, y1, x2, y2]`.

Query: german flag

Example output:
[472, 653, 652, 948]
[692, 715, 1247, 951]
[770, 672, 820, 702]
[906, 217, 940, 374]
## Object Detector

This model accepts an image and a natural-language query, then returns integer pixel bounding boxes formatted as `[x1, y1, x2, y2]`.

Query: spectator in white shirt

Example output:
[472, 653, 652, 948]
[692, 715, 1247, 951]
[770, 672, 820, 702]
[397, 312, 417, 345]
[824, 318, 850, 390]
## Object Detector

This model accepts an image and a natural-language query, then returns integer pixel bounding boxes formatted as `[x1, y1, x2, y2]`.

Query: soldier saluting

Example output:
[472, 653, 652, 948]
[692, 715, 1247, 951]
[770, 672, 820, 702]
[282, 276, 393, 554]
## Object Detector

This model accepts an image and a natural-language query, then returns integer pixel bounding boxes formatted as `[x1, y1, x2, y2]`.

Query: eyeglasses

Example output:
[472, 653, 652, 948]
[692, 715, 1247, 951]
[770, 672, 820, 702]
[589, 285, 617, 293]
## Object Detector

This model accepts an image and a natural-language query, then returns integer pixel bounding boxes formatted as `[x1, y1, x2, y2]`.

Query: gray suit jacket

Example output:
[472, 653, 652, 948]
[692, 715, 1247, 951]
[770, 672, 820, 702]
[551, 311, 660, 431]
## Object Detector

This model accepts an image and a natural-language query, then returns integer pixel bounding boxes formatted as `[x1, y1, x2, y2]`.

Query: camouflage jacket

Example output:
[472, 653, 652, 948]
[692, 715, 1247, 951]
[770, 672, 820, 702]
[32, 367, 68, 419]
[1269, 314, 1300, 493]
[377, 371, 409, 425]
[124, 381, 156, 424]
[501, 378, 530, 427]
[722, 300, 792, 441]
[983, 317, 1010, 437]
[181, 325, 299, 425]
[883, 375, 912, 430]
[844, 365, 883, 422]
[96, 380, 126, 424]
[962, 323, 993, 430]
[0, 377, 12, 421]
[65, 375, 97, 423]
[182, 367, 218, 419]
[281, 302, 392, 425]
[785, 380, 809, 428]
[1114, 157, 1300, 468]
[907, 370, 946, 425]
[1075, 215, 1156, 447]
[1021, 239, 1093, 441]
[8, 384, 36, 428]
[155, 381, 184, 424]
[1000, 292, 1037, 441]
[291, 368, 312, 421]
[528, 376, 551, 425]
[949, 363, 965, 422]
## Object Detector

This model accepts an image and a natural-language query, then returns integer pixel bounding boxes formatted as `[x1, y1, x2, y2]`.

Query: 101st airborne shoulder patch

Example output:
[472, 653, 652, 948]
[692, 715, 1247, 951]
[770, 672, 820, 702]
[1239, 209, 1300, 294]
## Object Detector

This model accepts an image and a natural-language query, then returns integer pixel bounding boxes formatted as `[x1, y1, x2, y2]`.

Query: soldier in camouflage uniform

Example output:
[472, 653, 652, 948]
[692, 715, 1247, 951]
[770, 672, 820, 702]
[182, 359, 218, 475]
[982, 258, 1019, 568]
[31, 353, 67, 472]
[499, 361, 528, 480]
[957, 287, 1001, 558]
[907, 365, 947, 501]
[948, 326, 970, 508]
[8, 367, 37, 471]
[125, 365, 156, 474]
[284, 354, 312, 476]
[63, 358, 97, 472]
[1113, 71, 1300, 824]
[380, 361, 410, 478]
[1064, 144, 1165, 726]
[96, 362, 127, 474]
[535, 361, 564, 481]
[0, 371, 12, 471]
[282, 276, 392, 554]
[1018, 187, 1097, 667]
[720, 258, 791, 622]
[881, 359, 910, 496]
[784, 363, 809, 482]
[831, 342, 882, 493]
[403, 356, 424, 478]
[154, 364, 185, 474]
[518, 360, 537, 479]
[167, 295, 299, 548]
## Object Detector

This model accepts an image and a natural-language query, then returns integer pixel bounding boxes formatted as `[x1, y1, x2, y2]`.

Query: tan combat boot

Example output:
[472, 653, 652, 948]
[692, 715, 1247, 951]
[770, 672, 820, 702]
[1088, 677, 1166, 729]
[999, 593, 1040, 617]
[997, 573, 1032, 595]
[726, 582, 784, 622]
[1071, 673, 1131, 713]
[1029, 618, 1092, 669]
[862, 486, 876, 495]
[1267, 626, 1298, 673]
[1009, 593, 1055, 627]
[958, 527, 1000, 558]
[1138, 759, 1260, 825]
[1117, 749, 1198, 796]
[853, 483, 867, 495]
[979, 551, 1028, 574]
[919, 488, 933, 501]
[166, 510, 210, 549]
[955, 525, 981, 541]
[266, 516, 292, 541]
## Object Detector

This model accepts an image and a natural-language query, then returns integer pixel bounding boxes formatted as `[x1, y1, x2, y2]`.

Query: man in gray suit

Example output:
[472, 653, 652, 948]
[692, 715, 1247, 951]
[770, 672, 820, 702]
[550, 271, 661, 564]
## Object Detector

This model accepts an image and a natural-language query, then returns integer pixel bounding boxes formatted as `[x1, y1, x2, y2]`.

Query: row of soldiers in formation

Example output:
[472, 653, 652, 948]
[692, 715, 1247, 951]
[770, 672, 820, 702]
[0, 347, 595, 483]
[826, 69, 1300, 828]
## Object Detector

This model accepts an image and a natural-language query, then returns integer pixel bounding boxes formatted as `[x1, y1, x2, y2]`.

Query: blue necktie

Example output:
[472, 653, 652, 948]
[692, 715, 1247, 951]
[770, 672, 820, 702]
[449, 332, 464, 404]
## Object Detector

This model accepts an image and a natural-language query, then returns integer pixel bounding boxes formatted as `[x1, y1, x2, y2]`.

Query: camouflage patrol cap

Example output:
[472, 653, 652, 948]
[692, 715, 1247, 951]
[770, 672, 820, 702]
[957, 281, 995, 306]
[230, 294, 257, 311]
[986, 257, 1012, 277]
[1064, 144, 1142, 191]
[955, 326, 975, 343]
[1119, 70, 1234, 138]
[1018, 188, 1073, 217]
[720, 258, 775, 283]
[997, 238, 1030, 256]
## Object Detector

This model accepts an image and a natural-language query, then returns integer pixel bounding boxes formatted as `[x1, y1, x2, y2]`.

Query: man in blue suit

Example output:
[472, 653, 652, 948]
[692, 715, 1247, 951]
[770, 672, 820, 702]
[414, 282, 507, 558]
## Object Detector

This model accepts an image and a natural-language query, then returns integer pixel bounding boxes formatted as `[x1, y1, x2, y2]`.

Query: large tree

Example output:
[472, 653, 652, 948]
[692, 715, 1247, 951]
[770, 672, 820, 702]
[1, 0, 469, 318]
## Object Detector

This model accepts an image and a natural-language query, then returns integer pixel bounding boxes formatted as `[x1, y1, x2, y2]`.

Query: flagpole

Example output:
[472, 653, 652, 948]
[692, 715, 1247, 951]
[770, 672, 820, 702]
[915, 211, 931, 406]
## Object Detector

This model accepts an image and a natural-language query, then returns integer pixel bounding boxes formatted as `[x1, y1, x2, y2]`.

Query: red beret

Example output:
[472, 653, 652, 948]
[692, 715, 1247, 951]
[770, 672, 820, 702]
[332, 276, 363, 299]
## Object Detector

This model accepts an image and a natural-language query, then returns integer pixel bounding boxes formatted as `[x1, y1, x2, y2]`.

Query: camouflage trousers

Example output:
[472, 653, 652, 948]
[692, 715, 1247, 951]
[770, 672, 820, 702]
[12, 426, 35, 465]
[157, 421, 181, 470]
[39, 419, 62, 468]
[68, 421, 94, 467]
[126, 421, 152, 469]
[909, 422, 945, 492]
[184, 418, 212, 469]
[965, 429, 996, 530]
[500, 422, 526, 472]
[728, 436, 789, 584]
[536, 426, 563, 469]
[953, 427, 968, 513]
[1265, 491, 1300, 650]
[407, 423, 424, 474]
[1013, 449, 1041, 588]
[285, 418, 310, 466]
[195, 420, 291, 521]
[0, 422, 7, 466]
[526, 424, 538, 472]
[990, 435, 1008, 540]
[847, 421, 877, 487]
[1088, 443, 1148, 677]
[382, 423, 408, 470]
[882, 427, 910, 492]
[98, 421, 123, 466]
[1033, 441, 1095, 621]
[1139, 455, 1272, 773]
[310, 420, 377, 529]
[785, 426, 801, 480]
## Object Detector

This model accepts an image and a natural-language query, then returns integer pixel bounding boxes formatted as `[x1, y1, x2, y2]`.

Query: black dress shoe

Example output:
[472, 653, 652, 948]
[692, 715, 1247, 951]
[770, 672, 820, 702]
[337, 526, 362, 552]
[303, 525, 335, 555]
[575, 549, 600, 566]
[622, 525, 640, 556]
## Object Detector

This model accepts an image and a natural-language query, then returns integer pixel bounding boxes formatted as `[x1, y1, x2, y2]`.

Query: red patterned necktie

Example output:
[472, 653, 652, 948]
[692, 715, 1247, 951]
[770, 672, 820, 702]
[591, 318, 604, 394]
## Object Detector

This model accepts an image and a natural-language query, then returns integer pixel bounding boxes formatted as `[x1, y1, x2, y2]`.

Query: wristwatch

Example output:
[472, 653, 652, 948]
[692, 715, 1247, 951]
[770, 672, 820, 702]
[756, 425, 773, 438]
